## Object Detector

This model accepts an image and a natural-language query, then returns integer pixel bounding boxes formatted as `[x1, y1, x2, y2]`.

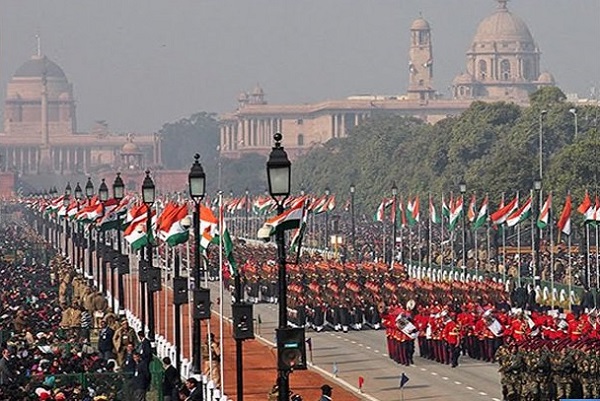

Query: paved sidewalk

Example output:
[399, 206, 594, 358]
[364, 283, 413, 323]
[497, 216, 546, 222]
[120, 271, 362, 401]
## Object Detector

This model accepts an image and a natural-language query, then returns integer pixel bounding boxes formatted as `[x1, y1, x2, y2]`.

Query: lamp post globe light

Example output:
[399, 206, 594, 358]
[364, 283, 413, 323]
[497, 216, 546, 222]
[188, 154, 209, 393]
[112, 173, 126, 315]
[141, 171, 157, 352]
[459, 180, 467, 268]
[266, 133, 297, 401]
[391, 182, 398, 265]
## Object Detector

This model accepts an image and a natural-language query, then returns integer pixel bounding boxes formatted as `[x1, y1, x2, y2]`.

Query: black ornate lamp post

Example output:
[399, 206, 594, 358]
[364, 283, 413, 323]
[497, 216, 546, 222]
[391, 182, 398, 264]
[459, 180, 467, 268]
[266, 133, 292, 401]
[98, 179, 109, 296]
[141, 171, 156, 351]
[188, 154, 208, 391]
[85, 178, 94, 286]
[113, 173, 126, 315]
[350, 184, 356, 260]
[533, 177, 542, 287]
[244, 188, 249, 238]
[64, 183, 71, 258]
[74, 183, 82, 274]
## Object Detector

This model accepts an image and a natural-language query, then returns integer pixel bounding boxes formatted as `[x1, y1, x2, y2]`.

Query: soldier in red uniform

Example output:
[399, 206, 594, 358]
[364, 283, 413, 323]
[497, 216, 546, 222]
[442, 315, 461, 367]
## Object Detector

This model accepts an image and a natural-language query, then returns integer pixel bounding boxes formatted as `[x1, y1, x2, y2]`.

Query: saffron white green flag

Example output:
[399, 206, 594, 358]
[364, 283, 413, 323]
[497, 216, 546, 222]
[506, 195, 532, 227]
[429, 196, 441, 224]
[448, 196, 463, 231]
[264, 201, 304, 234]
[537, 193, 552, 229]
[163, 204, 191, 246]
[472, 195, 488, 230]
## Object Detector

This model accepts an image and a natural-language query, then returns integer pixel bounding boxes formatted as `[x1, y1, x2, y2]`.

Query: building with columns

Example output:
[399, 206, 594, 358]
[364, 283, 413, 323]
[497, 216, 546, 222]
[0, 52, 160, 177]
[219, 0, 554, 160]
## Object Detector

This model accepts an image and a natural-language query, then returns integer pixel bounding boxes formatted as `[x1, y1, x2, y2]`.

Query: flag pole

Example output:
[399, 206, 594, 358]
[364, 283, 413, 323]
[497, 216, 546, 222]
[474, 223, 478, 281]
[549, 202, 555, 309]
[441, 194, 445, 270]
[429, 194, 433, 270]
[218, 191, 225, 394]
[418, 216, 422, 270]
[596, 223, 599, 290]
[568, 233, 572, 311]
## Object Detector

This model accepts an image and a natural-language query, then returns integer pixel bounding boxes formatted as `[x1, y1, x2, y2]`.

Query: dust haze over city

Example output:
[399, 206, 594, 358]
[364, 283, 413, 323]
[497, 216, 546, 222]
[1, 0, 598, 133]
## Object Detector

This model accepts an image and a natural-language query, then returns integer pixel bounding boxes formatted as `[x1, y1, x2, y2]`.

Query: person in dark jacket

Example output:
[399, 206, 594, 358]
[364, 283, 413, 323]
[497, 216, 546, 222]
[131, 352, 152, 401]
[137, 330, 152, 366]
[97, 319, 115, 360]
[184, 377, 203, 401]
[162, 357, 180, 401]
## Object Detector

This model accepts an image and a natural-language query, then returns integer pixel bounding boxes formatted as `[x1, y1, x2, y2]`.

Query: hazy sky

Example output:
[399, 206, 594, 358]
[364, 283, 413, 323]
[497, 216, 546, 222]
[1, 0, 598, 133]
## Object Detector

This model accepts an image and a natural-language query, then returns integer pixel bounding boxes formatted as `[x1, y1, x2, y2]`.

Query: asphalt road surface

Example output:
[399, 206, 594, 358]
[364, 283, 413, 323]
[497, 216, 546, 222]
[209, 282, 503, 401]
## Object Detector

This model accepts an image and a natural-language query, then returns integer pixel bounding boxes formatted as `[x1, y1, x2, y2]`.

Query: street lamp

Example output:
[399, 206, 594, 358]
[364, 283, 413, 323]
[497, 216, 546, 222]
[539, 110, 548, 180]
[63, 185, 71, 258]
[113, 173, 125, 315]
[85, 178, 94, 285]
[141, 171, 156, 352]
[188, 154, 208, 391]
[569, 108, 578, 139]
[245, 188, 249, 238]
[459, 180, 467, 268]
[266, 133, 294, 401]
[74, 183, 82, 274]
[533, 177, 542, 288]
[98, 179, 109, 297]
[391, 182, 398, 265]
[325, 187, 331, 250]
[350, 184, 356, 260]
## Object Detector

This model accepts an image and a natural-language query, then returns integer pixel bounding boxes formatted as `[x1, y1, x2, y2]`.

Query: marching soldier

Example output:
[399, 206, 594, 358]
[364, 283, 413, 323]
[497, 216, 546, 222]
[552, 347, 575, 400]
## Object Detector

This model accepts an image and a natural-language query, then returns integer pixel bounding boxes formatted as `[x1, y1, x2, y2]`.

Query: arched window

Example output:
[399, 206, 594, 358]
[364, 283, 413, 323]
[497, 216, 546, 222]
[297, 134, 304, 146]
[478, 60, 487, 80]
[500, 59, 511, 81]
[418, 31, 429, 45]
[522, 59, 532, 80]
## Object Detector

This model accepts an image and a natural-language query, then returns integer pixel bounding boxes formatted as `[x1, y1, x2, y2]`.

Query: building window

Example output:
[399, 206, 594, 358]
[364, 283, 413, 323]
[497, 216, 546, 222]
[522, 59, 532, 80]
[478, 60, 487, 80]
[500, 59, 511, 81]
[297, 134, 304, 146]
[297, 118, 303, 125]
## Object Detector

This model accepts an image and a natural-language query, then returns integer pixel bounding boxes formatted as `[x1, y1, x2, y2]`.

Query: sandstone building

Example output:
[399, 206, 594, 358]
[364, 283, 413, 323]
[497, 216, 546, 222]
[219, 0, 555, 160]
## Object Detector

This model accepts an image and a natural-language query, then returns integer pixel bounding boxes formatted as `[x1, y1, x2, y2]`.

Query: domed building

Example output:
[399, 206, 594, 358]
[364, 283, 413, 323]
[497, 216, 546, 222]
[452, 0, 554, 101]
[0, 51, 160, 179]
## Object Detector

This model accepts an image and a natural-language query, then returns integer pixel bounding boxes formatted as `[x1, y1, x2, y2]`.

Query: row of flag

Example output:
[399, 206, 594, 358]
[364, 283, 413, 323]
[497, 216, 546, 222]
[373, 191, 600, 237]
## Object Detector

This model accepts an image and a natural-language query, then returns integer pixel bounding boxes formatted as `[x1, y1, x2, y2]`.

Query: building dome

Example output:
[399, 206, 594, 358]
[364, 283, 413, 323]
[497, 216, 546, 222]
[410, 17, 430, 31]
[472, 1, 534, 44]
[536, 72, 555, 84]
[122, 141, 140, 153]
[13, 56, 67, 79]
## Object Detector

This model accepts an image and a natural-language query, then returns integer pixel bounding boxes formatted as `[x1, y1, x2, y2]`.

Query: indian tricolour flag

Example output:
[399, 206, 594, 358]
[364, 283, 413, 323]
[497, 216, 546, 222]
[429, 195, 441, 224]
[199, 204, 219, 250]
[123, 204, 156, 250]
[506, 194, 532, 227]
[264, 202, 304, 234]
[577, 190, 596, 222]
[407, 196, 420, 226]
[537, 193, 552, 229]
[448, 196, 463, 231]
[557, 194, 572, 237]
[163, 204, 191, 246]
[490, 195, 518, 226]
[442, 194, 451, 219]
[472, 195, 488, 230]
[467, 194, 477, 223]
[374, 198, 392, 222]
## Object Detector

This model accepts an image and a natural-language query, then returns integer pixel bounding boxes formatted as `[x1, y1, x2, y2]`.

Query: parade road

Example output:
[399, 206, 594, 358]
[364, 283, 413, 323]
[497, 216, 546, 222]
[208, 282, 503, 401]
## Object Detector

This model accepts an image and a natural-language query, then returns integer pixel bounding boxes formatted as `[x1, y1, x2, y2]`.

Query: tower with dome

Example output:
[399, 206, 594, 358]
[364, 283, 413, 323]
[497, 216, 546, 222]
[452, 0, 554, 101]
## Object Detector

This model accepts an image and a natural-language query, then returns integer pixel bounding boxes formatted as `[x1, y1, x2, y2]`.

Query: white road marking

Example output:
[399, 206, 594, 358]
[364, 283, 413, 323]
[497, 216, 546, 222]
[366, 346, 371, 350]
[492, 398, 502, 401]
[454, 381, 461, 385]
[420, 368, 427, 371]
[431, 372, 438, 376]
[466, 386, 474, 390]
[479, 392, 487, 396]
[351, 341, 357, 344]
[358, 344, 364, 347]
[442, 377, 448, 380]
[374, 350, 379, 353]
